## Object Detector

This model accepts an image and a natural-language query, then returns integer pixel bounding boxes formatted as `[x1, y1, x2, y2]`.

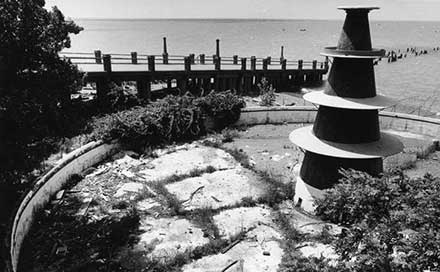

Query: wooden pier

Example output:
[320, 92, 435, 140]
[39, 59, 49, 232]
[62, 38, 329, 100]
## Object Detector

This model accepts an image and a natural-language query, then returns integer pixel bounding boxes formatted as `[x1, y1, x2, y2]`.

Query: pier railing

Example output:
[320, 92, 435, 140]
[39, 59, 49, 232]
[60, 38, 329, 102]
[60, 51, 329, 72]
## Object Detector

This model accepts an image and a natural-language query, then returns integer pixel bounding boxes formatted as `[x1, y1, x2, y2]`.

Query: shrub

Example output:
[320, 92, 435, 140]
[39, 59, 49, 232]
[257, 77, 276, 106]
[196, 90, 245, 130]
[315, 169, 440, 271]
[88, 92, 245, 151]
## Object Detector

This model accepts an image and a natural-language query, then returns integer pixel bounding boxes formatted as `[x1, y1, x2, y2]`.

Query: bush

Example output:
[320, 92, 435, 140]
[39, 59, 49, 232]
[88, 92, 245, 151]
[196, 90, 246, 130]
[257, 77, 276, 106]
[315, 169, 440, 271]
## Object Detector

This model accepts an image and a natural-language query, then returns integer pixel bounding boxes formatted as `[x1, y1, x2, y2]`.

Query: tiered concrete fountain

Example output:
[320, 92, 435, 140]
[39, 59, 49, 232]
[290, 6, 404, 212]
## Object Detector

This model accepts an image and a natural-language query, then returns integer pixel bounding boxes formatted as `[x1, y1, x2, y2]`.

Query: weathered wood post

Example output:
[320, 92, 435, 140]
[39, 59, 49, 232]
[103, 54, 112, 73]
[148, 55, 155, 71]
[189, 54, 195, 64]
[312, 60, 317, 70]
[250, 56, 256, 71]
[281, 59, 287, 70]
[216, 39, 220, 57]
[298, 59, 303, 70]
[94, 50, 102, 64]
[162, 37, 169, 64]
[136, 78, 151, 101]
[262, 58, 268, 71]
[280, 46, 284, 63]
[241, 58, 247, 70]
[167, 79, 172, 90]
[233, 55, 238, 64]
[184, 56, 191, 71]
[199, 54, 205, 64]
[214, 56, 221, 70]
[131, 52, 138, 64]
[97, 54, 112, 104]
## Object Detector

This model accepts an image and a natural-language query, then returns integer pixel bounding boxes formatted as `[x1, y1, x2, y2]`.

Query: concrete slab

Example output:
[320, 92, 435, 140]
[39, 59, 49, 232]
[279, 201, 343, 237]
[165, 169, 269, 211]
[139, 146, 239, 182]
[182, 240, 283, 272]
[213, 206, 278, 240]
[135, 217, 210, 260]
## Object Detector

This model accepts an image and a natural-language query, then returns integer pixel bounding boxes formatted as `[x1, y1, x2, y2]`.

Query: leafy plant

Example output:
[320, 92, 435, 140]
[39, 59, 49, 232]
[88, 92, 245, 152]
[315, 169, 440, 272]
[257, 77, 276, 106]
[196, 90, 245, 130]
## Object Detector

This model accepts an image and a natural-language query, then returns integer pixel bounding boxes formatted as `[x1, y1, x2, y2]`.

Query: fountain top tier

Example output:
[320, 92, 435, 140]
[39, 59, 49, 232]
[322, 6, 385, 59]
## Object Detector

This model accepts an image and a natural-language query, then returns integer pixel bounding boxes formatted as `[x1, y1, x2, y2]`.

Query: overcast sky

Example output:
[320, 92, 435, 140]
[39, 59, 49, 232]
[45, 0, 440, 21]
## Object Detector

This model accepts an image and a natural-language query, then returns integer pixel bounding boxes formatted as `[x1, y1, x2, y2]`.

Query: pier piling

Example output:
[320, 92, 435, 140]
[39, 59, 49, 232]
[148, 56, 155, 71]
[199, 54, 205, 64]
[131, 52, 138, 64]
[162, 37, 169, 64]
[280, 46, 284, 63]
[251, 56, 256, 71]
[189, 54, 195, 64]
[241, 58, 247, 70]
[214, 56, 221, 70]
[298, 59, 303, 70]
[103, 54, 112, 73]
[94, 50, 102, 64]
[216, 39, 220, 57]
[281, 59, 287, 70]
[233, 55, 238, 65]
[263, 58, 268, 71]
[184, 56, 191, 71]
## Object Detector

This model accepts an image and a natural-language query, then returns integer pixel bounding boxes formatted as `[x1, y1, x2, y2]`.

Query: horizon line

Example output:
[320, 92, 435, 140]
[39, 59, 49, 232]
[70, 17, 440, 23]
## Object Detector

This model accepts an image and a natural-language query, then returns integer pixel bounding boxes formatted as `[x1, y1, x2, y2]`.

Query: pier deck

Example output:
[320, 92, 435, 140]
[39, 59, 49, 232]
[62, 50, 329, 100]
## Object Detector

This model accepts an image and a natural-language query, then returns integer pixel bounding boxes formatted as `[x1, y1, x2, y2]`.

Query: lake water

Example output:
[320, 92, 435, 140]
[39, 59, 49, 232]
[67, 19, 440, 115]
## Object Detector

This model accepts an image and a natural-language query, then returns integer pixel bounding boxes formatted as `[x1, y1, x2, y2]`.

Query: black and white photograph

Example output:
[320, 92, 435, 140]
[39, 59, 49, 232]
[1, 0, 440, 271]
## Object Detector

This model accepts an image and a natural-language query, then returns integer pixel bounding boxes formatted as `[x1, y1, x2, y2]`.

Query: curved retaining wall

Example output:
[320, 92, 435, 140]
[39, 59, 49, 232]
[239, 106, 440, 138]
[7, 106, 440, 271]
[7, 141, 120, 272]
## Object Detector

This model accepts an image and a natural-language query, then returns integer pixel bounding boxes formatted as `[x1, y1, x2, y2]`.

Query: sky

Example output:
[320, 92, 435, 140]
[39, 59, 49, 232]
[45, 0, 440, 21]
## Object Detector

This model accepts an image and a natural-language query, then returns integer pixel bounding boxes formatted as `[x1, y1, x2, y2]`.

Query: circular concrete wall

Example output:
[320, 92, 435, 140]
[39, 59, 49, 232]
[6, 106, 440, 271]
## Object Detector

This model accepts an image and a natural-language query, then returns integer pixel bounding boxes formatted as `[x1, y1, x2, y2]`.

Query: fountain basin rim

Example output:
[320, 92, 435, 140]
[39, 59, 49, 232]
[337, 6, 380, 11]
[321, 47, 385, 58]
[303, 90, 397, 110]
[290, 126, 404, 159]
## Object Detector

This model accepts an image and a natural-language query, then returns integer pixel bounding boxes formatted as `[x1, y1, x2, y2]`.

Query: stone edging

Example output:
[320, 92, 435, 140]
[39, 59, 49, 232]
[6, 141, 120, 272]
[6, 106, 440, 272]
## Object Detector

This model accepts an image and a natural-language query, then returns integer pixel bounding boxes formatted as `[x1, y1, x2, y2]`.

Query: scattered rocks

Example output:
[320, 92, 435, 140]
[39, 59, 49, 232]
[114, 182, 144, 197]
